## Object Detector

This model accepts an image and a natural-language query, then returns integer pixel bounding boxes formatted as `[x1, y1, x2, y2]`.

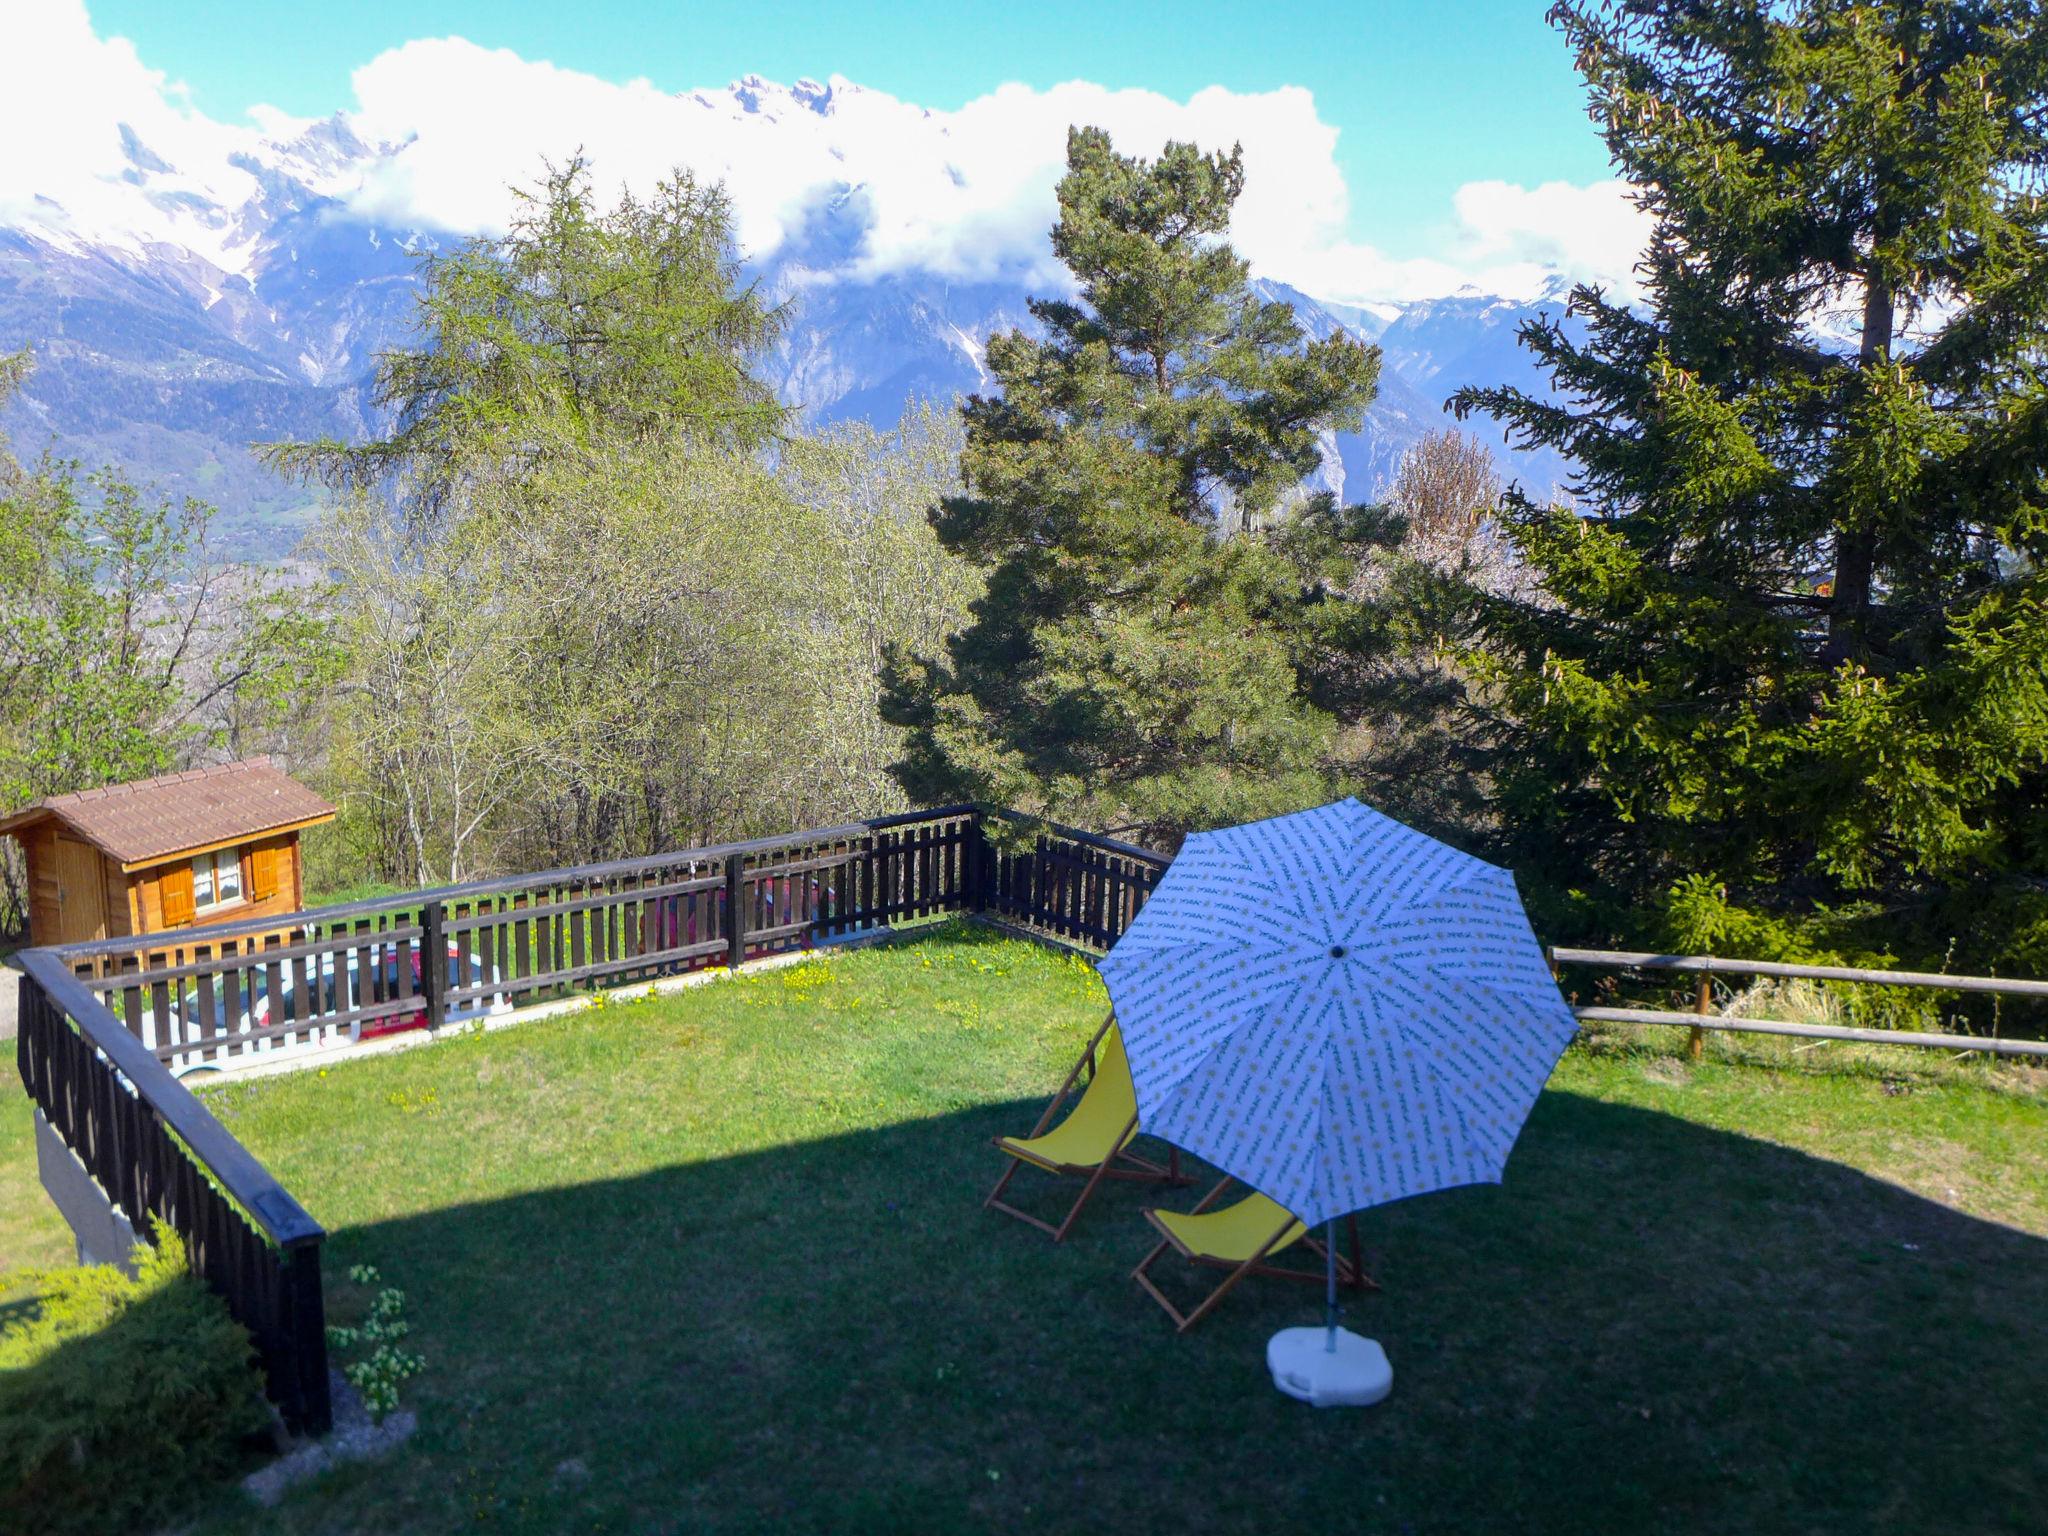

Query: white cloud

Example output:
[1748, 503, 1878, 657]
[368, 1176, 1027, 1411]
[0, 2, 269, 266]
[1450, 178, 1652, 295]
[1, 2, 1651, 303]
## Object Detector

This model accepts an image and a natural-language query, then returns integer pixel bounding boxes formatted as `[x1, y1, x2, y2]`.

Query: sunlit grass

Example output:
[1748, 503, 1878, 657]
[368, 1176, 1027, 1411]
[7, 921, 2045, 1533]
[0, 1061, 72, 1277]
[194, 926, 1110, 1225]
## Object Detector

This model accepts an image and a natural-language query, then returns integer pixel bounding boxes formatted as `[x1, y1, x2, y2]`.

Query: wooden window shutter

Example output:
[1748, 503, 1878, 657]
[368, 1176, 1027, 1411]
[249, 845, 281, 901]
[160, 863, 196, 926]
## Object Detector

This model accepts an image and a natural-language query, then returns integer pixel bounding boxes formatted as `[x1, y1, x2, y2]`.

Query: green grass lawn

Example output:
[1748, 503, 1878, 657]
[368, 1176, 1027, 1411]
[12, 921, 2048, 1533]
[2, 1057, 73, 1279]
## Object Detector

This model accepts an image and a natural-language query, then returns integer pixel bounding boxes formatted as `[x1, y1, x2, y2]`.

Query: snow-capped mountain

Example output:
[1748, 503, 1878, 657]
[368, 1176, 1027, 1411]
[1375, 279, 1580, 398]
[0, 79, 1578, 558]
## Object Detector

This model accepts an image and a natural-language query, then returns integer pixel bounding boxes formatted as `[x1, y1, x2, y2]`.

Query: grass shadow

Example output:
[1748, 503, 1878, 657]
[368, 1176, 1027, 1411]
[213, 1086, 2047, 1536]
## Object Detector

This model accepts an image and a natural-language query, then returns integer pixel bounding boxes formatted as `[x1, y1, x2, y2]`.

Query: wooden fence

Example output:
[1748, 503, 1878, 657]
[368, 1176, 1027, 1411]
[977, 807, 1168, 950]
[14, 804, 1168, 1430]
[49, 807, 962, 1071]
[1550, 946, 2048, 1060]
[14, 951, 331, 1432]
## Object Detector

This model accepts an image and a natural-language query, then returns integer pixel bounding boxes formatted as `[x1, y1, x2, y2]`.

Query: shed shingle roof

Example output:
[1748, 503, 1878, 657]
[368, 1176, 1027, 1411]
[0, 757, 336, 869]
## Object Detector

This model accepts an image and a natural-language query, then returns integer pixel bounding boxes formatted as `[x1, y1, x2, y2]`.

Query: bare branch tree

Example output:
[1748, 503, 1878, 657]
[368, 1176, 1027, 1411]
[1391, 429, 1502, 552]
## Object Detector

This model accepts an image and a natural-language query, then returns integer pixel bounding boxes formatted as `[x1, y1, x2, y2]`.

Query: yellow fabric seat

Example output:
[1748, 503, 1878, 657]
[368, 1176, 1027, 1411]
[985, 1014, 1185, 1242]
[1149, 1190, 1306, 1265]
[1132, 1178, 1375, 1332]
[995, 1028, 1141, 1173]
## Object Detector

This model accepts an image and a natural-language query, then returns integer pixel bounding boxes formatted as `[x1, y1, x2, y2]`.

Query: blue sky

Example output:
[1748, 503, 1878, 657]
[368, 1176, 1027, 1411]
[85, 0, 1615, 264]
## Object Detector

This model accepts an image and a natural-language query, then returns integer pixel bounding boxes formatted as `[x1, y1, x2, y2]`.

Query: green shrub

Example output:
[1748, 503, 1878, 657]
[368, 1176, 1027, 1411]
[0, 1224, 269, 1536]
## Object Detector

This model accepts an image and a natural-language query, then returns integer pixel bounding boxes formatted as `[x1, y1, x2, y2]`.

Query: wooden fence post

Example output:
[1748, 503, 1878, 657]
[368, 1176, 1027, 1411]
[1691, 972, 1710, 1062]
[422, 898, 447, 1032]
[966, 809, 987, 915]
[282, 1241, 333, 1434]
[725, 853, 746, 971]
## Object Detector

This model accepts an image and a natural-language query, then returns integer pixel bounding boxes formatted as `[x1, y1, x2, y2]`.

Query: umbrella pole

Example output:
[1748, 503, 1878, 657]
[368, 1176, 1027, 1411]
[1324, 1219, 1339, 1350]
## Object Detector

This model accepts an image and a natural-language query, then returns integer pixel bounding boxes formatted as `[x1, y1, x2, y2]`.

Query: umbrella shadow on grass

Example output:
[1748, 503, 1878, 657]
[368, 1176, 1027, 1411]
[208, 1089, 2046, 1536]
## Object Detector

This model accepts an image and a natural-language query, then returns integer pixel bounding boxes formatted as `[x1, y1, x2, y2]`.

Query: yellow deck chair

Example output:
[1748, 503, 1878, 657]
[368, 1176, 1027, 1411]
[985, 1011, 1186, 1242]
[1132, 1176, 1375, 1332]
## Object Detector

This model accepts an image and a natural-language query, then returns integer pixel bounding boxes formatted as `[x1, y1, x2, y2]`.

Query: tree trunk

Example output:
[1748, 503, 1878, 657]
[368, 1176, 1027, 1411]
[1825, 271, 1894, 666]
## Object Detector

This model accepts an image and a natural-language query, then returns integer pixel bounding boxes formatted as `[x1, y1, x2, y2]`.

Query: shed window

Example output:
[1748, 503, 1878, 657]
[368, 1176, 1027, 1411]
[192, 848, 244, 911]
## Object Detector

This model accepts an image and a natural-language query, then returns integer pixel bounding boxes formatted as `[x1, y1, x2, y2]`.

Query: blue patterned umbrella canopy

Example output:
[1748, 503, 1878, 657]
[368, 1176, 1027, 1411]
[1097, 798, 1577, 1229]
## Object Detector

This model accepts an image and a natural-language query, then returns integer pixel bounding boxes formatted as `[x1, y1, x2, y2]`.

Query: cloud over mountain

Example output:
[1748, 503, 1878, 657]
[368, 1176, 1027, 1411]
[0, 3, 1594, 558]
[5, 2, 1649, 304]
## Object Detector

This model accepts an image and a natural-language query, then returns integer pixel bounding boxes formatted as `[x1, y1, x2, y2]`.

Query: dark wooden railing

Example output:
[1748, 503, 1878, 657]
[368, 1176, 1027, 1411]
[976, 807, 1169, 949]
[46, 806, 1166, 1072]
[14, 803, 1168, 1434]
[15, 951, 331, 1432]
[49, 806, 976, 1072]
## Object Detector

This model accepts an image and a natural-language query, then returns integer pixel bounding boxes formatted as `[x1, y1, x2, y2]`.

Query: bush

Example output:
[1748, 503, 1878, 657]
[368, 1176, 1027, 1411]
[0, 1224, 269, 1535]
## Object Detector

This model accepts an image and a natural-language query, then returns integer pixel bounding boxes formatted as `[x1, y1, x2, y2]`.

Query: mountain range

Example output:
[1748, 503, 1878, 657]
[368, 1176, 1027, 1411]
[0, 79, 1579, 559]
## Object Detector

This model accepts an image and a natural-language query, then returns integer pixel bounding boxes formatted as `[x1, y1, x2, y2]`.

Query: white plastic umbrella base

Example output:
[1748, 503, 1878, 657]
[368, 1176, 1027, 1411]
[1267, 1327, 1392, 1408]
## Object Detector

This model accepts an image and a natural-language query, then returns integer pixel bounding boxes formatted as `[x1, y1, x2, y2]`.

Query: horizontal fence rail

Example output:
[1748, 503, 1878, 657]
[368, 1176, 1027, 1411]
[1575, 1007, 2048, 1059]
[12, 802, 1168, 1435]
[14, 951, 330, 1432]
[51, 806, 987, 1073]
[1552, 946, 2048, 1060]
[1548, 948, 2048, 1001]
[46, 806, 1166, 1074]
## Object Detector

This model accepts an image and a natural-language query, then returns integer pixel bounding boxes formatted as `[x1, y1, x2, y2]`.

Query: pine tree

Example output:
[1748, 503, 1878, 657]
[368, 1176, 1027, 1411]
[1456, 1, 2048, 972]
[264, 157, 786, 512]
[881, 127, 1381, 844]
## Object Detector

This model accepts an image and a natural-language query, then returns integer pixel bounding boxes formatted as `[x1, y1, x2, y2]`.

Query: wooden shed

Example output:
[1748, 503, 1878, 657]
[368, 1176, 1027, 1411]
[0, 758, 335, 948]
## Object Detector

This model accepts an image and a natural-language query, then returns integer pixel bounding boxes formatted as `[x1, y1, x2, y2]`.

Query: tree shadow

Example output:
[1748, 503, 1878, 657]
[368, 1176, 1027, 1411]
[192, 1082, 2048, 1536]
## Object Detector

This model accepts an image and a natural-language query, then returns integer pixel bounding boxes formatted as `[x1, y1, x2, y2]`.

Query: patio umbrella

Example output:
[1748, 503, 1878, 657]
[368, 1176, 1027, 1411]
[1096, 797, 1578, 1404]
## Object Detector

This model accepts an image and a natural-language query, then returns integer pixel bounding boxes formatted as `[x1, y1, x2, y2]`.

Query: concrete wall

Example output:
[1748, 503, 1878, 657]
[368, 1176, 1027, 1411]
[33, 1108, 140, 1273]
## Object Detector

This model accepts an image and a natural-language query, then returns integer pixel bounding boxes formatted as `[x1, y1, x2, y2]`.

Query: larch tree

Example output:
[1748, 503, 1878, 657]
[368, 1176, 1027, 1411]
[281, 164, 983, 884]
[263, 155, 788, 512]
[1392, 428, 1504, 552]
[1455, 0, 2048, 972]
[275, 159, 798, 879]
[882, 127, 1381, 845]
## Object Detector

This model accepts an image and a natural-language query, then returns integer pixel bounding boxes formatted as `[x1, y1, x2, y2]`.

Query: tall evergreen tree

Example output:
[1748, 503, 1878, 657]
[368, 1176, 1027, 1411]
[265, 157, 786, 511]
[1456, 1, 2048, 970]
[882, 127, 1380, 844]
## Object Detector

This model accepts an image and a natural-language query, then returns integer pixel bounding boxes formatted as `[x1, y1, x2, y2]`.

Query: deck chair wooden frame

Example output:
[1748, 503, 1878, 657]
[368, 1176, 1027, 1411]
[1131, 1175, 1377, 1333]
[985, 1010, 1188, 1242]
